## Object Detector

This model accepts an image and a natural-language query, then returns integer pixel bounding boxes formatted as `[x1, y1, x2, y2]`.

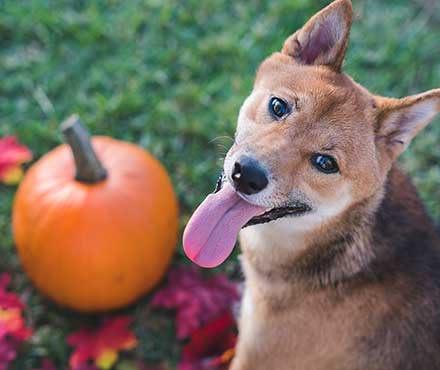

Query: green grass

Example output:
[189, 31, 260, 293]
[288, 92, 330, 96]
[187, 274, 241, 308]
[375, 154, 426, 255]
[1, 0, 439, 368]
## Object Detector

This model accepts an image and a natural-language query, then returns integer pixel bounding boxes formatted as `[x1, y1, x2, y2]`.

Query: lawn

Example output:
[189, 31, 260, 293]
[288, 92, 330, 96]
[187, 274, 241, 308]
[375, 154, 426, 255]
[1, 0, 439, 368]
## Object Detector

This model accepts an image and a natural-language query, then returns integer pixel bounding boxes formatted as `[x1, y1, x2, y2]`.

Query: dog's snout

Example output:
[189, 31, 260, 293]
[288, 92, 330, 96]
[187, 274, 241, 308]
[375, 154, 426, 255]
[231, 157, 268, 195]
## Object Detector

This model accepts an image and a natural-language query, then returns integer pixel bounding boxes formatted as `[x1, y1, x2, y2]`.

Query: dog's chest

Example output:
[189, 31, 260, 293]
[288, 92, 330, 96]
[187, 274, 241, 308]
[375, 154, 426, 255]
[231, 274, 368, 370]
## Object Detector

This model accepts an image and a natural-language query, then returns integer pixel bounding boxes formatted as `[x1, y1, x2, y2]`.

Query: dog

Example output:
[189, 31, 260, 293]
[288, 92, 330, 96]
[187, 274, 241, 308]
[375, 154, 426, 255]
[183, 0, 440, 369]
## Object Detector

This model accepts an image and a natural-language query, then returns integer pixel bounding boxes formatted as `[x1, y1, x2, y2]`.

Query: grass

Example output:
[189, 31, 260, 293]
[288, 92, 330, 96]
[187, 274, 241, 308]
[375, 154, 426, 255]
[1, 0, 439, 368]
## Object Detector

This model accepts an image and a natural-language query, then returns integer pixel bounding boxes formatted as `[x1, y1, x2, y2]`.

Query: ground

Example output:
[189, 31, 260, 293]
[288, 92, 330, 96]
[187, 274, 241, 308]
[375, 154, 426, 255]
[0, 0, 439, 368]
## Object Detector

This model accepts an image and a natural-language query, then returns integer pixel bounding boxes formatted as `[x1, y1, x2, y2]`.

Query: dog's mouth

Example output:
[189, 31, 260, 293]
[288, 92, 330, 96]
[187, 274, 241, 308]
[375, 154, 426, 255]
[244, 203, 311, 227]
[214, 173, 312, 228]
[183, 173, 311, 268]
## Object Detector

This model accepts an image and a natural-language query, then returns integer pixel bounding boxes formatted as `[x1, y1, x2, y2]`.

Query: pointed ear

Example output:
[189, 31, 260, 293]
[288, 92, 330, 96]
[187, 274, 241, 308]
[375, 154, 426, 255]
[375, 89, 440, 160]
[282, 0, 353, 71]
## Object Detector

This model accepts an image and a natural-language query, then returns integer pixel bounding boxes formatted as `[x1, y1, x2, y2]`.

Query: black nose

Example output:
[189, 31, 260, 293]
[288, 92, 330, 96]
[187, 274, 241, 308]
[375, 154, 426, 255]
[231, 157, 268, 195]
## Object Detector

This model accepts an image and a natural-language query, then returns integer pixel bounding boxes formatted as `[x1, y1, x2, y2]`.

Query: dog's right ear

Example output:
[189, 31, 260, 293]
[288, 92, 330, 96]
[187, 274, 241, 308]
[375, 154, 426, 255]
[282, 0, 353, 72]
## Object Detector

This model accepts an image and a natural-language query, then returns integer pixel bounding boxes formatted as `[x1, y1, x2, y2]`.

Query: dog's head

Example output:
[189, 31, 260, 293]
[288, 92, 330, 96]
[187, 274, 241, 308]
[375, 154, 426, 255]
[224, 0, 440, 230]
[183, 0, 440, 268]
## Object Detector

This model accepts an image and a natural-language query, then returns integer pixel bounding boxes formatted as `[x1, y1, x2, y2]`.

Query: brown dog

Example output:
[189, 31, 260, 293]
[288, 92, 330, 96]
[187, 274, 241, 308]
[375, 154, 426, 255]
[183, 1, 440, 369]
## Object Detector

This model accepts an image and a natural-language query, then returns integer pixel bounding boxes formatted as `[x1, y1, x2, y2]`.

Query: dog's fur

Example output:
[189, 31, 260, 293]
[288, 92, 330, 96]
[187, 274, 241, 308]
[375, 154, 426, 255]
[223, 1, 440, 369]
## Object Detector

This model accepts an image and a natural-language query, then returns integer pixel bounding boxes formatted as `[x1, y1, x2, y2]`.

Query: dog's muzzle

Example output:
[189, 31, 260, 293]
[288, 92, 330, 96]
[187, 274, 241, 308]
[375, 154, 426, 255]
[213, 172, 311, 227]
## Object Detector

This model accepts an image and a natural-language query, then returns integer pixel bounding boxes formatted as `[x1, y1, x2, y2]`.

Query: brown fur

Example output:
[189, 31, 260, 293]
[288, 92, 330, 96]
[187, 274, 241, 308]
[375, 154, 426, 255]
[232, 168, 440, 370]
[224, 1, 440, 369]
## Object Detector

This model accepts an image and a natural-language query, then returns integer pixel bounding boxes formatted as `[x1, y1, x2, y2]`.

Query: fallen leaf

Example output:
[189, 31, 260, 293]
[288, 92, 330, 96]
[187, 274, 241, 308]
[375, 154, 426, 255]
[0, 136, 32, 185]
[151, 267, 240, 339]
[0, 308, 32, 341]
[0, 273, 25, 310]
[0, 336, 22, 370]
[68, 316, 137, 370]
[0, 273, 32, 370]
[179, 312, 237, 370]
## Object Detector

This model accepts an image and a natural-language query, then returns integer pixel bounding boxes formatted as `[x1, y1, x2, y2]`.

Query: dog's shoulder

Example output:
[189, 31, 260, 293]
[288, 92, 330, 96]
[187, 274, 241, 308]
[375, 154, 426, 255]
[372, 164, 440, 274]
[351, 165, 440, 369]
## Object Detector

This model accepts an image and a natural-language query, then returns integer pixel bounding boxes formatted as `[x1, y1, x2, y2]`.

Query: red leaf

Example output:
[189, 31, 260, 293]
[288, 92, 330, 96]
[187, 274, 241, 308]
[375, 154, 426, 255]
[0, 273, 32, 370]
[179, 312, 237, 370]
[0, 273, 25, 310]
[67, 316, 137, 369]
[0, 337, 22, 370]
[151, 267, 240, 338]
[0, 308, 32, 341]
[0, 136, 32, 185]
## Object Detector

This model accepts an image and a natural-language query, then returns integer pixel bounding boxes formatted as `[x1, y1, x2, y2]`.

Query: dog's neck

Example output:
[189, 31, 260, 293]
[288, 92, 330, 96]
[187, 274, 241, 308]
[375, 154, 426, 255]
[239, 172, 389, 291]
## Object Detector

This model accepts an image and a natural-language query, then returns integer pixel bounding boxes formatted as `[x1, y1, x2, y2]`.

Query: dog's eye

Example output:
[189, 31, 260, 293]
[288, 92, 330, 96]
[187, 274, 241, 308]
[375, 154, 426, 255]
[269, 97, 289, 119]
[311, 154, 339, 174]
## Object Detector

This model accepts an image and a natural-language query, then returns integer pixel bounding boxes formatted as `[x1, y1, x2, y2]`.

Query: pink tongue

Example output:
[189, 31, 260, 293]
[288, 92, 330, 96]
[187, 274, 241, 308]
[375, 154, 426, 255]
[183, 183, 265, 268]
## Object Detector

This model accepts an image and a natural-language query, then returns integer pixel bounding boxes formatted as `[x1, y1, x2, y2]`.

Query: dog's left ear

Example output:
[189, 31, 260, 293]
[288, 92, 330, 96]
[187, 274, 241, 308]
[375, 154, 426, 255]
[282, 0, 353, 72]
[375, 89, 440, 160]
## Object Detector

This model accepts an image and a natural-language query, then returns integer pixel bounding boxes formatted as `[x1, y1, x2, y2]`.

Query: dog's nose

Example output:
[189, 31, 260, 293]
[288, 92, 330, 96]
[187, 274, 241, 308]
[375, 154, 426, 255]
[231, 157, 268, 195]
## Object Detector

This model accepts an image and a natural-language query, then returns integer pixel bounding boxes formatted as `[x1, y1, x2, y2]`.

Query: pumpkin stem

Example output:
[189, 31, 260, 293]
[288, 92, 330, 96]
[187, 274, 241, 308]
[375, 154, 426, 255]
[61, 115, 107, 183]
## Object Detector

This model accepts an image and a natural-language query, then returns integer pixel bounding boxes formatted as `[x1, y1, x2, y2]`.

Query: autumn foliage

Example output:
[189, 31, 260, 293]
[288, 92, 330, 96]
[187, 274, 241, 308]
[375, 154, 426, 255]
[0, 136, 32, 185]
[1, 136, 240, 369]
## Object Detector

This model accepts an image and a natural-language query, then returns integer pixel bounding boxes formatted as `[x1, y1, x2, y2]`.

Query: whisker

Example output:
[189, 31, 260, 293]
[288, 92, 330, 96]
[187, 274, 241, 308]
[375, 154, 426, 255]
[208, 135, 234, 144]
[216, 143, 229, 151]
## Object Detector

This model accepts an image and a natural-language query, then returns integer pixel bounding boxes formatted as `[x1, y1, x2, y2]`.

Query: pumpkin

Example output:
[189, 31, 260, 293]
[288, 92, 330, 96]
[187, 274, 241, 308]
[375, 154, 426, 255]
[12, 115, 178, 312]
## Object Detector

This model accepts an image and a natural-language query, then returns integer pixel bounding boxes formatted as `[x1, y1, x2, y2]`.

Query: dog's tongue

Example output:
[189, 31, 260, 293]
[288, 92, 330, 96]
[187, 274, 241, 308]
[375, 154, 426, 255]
[183, 183, 265, 268]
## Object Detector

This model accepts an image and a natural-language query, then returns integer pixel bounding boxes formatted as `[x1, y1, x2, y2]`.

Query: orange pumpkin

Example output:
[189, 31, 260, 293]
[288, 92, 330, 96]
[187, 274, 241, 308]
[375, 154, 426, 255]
[12, 115, 178, 312]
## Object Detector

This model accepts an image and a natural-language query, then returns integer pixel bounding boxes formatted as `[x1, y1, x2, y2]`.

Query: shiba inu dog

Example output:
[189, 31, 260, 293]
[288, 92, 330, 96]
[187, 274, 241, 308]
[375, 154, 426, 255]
[183, 0, 440, 369]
